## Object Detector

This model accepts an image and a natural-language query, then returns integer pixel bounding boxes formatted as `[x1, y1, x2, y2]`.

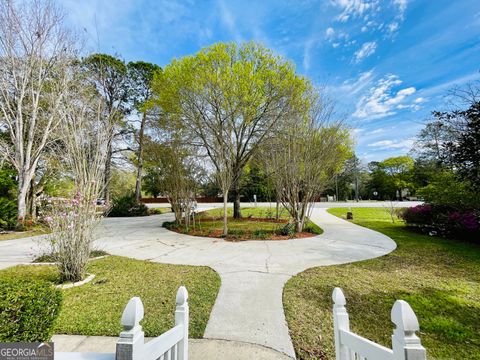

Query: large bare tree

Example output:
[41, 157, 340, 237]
[0, 0, 74, 222]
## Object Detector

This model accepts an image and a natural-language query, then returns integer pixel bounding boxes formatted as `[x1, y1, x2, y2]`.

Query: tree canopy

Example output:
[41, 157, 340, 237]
[153, 41, 315, 233]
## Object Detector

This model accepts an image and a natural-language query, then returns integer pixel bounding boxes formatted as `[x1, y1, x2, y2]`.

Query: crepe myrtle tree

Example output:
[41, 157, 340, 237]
[45, 77, 111, 283]
[0, 0, 75, 224]
[263, 91, 351, 233]
[81, 53, 130, 204]
[154, 41, 311, 235]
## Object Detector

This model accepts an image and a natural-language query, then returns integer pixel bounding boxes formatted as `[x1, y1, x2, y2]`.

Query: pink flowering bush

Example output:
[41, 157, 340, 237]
[401, 204, 479, 242]
[43, 191, 101, 282]
[401, 204, 434, 225]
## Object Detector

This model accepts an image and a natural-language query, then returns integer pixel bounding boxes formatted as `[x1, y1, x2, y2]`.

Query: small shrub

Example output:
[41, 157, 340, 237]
[444, 211, 479, 240]
[162, 220, 176, 229]
[108, 192, 149, 217]
[400, 204, 434, 226]
[0, 198, 17, 230]
[0, 279, 62, 342]
[252, 229, 267, 239]
[277, 222, 296, 236]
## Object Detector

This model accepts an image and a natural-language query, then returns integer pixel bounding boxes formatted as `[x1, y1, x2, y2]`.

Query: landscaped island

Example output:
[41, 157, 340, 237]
[283, 207, 480, 360]
[163, 207, 323, 241]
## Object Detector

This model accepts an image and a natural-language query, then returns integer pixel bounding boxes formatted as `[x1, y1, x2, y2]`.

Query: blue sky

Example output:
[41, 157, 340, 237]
[62, 0, 480, 162]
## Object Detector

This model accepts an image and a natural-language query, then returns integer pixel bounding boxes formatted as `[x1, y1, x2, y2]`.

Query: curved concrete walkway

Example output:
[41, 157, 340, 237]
[0, 204, 400, 358]
[95, 206, 397, 358]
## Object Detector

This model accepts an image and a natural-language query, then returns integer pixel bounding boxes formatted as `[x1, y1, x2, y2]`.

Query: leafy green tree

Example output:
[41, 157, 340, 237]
[141, 138, 164, 198]
[417, 171, 480, 210]
[0, 165, 17, 230]
[142, 168, 163, 198]
[379, 156, 414, 200]
[154, 41, 311, 234]
[366, 161, 396, 200]
[239, 161, 275, 202]
[367, 156, 414, 200]
[127, 61, 162, 201]
[0, 165, 17, 199]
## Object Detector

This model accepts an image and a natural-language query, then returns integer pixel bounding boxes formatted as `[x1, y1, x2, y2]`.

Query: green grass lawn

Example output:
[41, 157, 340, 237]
[283, 207, 480, 360]
[0, 227, 49, 241]
[165, 206, 323, 240]
[0, 256, 220, 338]
[148, 207, 172, 215]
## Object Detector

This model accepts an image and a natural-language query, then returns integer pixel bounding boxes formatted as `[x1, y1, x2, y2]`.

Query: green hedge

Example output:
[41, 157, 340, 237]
[108, 192, 149, 217]
[0, 279, 62, 342]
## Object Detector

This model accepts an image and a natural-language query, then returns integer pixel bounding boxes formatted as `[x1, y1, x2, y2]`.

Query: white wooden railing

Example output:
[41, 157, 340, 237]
[332, 287, 426, 360]
[56, 286, 189, 360]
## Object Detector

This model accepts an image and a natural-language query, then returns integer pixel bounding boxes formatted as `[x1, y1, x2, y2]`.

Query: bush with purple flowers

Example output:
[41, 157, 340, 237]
[401, 204, 479, 242]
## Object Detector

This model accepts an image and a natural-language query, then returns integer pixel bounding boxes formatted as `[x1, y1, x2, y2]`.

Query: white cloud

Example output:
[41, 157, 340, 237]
[303, 34, 324, 71]
[370, 128, 385, 134]
[385, 87, 416, 105]
[333, 70, 375, 96]
[387, 22, 399, 32]
[354, 41, 377, 62]
[414, 97, 426, 103]
[353, 74, 418, 119]
[326, 27, 335, 38]
[333, 0, 378, 22]
[368, 138, 414, 151]
[394, 0, 408, 17]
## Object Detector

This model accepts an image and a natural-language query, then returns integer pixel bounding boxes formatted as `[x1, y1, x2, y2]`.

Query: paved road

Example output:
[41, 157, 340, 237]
[0, 202, 411, 358]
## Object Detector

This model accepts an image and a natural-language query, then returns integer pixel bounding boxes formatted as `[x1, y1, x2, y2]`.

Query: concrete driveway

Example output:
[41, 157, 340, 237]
[0, 203, 408, 358]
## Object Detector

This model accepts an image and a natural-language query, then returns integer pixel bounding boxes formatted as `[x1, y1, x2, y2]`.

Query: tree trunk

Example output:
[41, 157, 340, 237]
[17, 180, 29, 225]
[232, 179, 241, 219]
[222, 190, 228, 236]
[27, 177, 36, 221]
[104, 139, 113, 204]
[275, 197, 280, 221]
[135, 111, 147, 202]
[296, 221, 303, 233]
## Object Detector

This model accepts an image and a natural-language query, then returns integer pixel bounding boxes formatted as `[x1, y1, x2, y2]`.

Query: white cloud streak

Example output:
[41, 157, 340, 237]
[354, 41, 377, 62]
[353, 74, 418, 119]
[368, 138, 414, 151]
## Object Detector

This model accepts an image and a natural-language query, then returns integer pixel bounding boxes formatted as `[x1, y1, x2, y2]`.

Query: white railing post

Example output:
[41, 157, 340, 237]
[332, 287, 350, 360]
[116, 297, 145, 360]
[175, 286, 189, 360]
[391, 300, 426, 360]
